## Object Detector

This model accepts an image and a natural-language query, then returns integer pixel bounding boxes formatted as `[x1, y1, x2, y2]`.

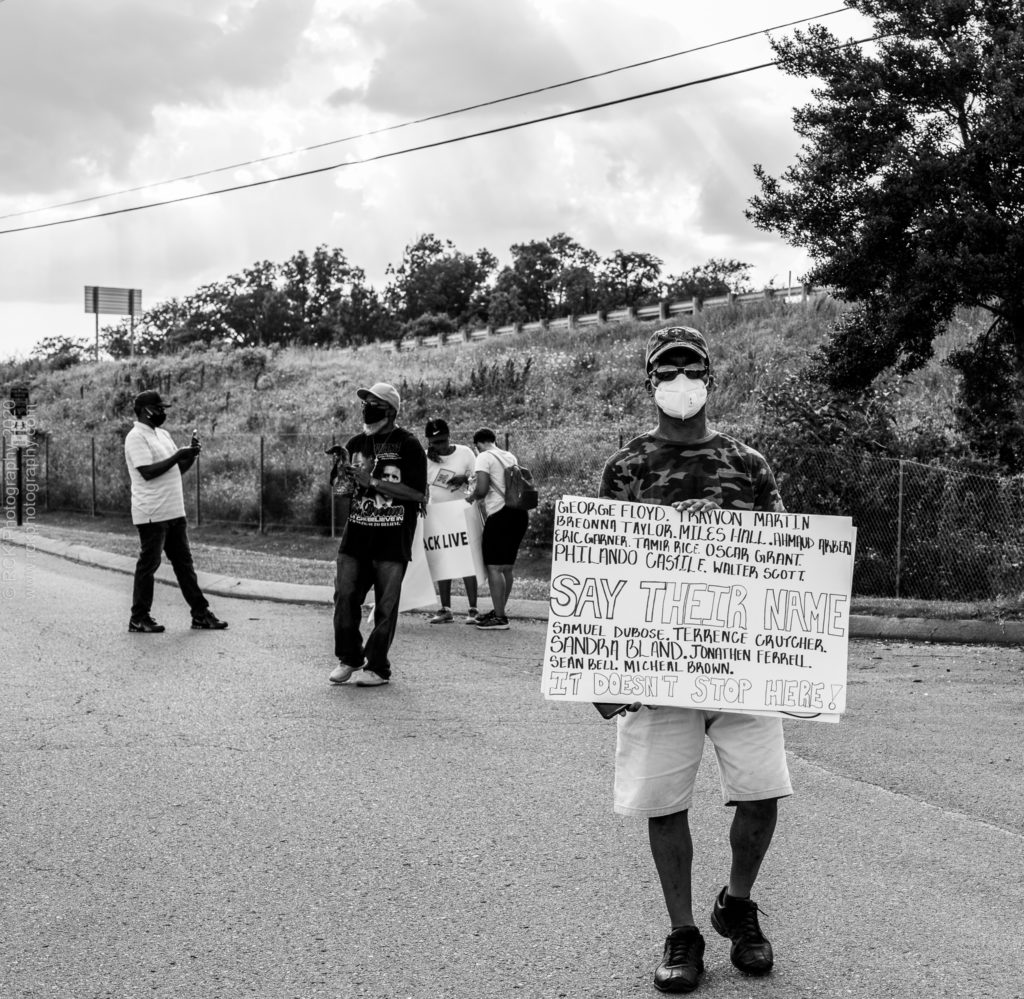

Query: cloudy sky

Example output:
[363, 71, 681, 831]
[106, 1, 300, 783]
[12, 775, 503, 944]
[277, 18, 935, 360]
[0, 0, 873, 359]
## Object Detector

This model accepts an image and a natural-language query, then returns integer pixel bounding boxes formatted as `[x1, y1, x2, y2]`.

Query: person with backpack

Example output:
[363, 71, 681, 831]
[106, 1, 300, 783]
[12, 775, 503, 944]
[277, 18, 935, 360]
[464, 427, 530, 630]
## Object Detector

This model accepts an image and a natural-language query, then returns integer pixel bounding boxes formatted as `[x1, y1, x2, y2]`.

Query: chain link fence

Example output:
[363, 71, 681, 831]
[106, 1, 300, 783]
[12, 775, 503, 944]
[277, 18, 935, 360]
[9, 427, 1024, 601]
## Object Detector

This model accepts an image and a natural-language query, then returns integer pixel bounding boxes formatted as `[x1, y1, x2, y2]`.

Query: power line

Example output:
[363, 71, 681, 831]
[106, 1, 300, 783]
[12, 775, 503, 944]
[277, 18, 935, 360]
[0, 6, 854, 223]
[0, 36, 877, 237]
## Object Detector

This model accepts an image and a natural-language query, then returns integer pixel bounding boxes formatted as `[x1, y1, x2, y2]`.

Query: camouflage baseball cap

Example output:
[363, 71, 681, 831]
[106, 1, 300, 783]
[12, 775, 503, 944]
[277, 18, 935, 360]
[645, 326, 710, 372]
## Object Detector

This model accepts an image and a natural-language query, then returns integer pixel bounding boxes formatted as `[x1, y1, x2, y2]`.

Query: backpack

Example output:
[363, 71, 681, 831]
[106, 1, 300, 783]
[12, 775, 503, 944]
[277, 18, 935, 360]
[492, 450, 539, 511]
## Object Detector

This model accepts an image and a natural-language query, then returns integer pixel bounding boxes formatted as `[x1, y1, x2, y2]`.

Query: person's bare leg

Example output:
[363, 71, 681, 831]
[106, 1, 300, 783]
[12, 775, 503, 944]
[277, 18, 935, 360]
[463, 575, 478, 611]
[649, 811, 695, 927]
[437, 579, 452, 610]
[727, 799, 778, 897]
[485, 564, 506, 616]
[502, 566, 514, 608]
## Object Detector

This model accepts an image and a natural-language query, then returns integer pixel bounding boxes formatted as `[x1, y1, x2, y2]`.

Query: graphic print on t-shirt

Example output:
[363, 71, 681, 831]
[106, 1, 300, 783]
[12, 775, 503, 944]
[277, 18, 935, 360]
[348, 448, 405, 527]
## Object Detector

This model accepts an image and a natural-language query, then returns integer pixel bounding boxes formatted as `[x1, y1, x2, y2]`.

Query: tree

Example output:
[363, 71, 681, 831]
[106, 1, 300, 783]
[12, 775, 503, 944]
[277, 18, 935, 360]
[747, 1, 1024, 469]
[31, 335, 89, 369]
[281, 245, 373, 345]
[547, 233, 601, 315]
[488, 240, 559, 326]
[101, 299, 192, 357]
[101, 246, 396, 354]
[661, 258, 754, 301]
[597, 250, 663, 309]
[384, 234, 497, 324]
[487, 234, 602, 325]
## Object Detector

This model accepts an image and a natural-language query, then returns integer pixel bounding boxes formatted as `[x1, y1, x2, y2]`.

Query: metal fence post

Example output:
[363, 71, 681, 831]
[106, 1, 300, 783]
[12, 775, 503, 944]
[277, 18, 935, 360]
[258, 436, 265, 534]
[91, 437, 97, 516]
[895, 459, 905, 598]
[44, 435, 49, 512]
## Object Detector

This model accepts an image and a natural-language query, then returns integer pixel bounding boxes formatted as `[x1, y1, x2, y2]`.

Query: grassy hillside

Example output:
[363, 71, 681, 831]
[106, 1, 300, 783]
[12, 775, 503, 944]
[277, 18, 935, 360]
[10, 300, 1022, 602]
[0, 297, 982, 441]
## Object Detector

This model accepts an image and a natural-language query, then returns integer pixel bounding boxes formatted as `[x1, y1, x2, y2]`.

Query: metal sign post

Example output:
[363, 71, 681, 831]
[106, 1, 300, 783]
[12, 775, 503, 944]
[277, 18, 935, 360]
[7, 385, 31, 526]
[84, 286, 143, 360]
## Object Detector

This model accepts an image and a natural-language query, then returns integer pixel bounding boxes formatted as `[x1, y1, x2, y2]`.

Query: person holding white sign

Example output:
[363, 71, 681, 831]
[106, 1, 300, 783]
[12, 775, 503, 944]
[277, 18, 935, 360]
[424, 418, 480, 624]
[599, 326, 791, 993]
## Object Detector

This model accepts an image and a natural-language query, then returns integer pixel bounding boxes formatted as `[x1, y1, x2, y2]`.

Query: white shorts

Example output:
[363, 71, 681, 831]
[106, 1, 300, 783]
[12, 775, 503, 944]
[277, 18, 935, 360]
[614, 707, 793, 817]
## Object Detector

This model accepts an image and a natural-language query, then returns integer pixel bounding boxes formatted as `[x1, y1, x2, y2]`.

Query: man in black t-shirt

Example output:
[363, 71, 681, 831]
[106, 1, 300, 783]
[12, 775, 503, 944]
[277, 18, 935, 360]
[329, 382, 427, 688]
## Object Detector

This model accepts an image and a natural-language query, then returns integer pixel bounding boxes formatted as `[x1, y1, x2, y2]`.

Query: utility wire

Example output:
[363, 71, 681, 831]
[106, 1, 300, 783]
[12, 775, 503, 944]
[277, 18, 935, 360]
[0, 6, 854, 222]
[0, 37, 877, 237]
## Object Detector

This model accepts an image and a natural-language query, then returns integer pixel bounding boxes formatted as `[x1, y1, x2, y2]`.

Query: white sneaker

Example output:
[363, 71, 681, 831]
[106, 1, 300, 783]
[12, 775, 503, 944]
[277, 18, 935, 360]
[329, 663, 357, 685]
[429, 608, 454, 624]
[464, 608, 480, 625]
[355, 670, 390, 687]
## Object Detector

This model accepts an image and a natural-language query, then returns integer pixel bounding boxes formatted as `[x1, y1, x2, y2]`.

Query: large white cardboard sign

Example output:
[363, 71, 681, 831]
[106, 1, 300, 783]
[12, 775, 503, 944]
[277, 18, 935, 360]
[541, 497, 856, 723]
[397, 518, 438, 611]
[422, 500, 485, 584]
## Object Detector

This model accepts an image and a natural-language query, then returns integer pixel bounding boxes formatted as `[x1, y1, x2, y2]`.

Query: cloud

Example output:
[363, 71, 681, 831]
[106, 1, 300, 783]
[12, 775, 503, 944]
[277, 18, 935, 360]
[327, 0, 587, 116]
[0, 0, 316, 192]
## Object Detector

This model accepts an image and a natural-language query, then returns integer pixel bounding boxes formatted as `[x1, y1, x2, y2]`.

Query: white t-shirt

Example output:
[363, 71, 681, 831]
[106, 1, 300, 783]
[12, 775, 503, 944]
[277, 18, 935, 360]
[124, 422, 186, 525]
[427, 443, 476, 504]
[474, 447, 517, 517]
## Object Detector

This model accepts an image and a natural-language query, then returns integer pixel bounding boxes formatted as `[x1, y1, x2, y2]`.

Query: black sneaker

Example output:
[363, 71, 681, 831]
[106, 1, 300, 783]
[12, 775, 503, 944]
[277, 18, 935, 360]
[710, 887, 773, 975]
[475, 612, 509, 630]
[128, 614, 165, 633]
[191, 610, 228, 630]
[654, 926, 705, 993]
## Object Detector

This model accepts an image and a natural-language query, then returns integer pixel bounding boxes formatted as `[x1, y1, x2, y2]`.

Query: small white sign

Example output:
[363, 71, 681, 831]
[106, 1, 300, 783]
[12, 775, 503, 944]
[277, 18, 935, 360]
[9, 419, 31, 448]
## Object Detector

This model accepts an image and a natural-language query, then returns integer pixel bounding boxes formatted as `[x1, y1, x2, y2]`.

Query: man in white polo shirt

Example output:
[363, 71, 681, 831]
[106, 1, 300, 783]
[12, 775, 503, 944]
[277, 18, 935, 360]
[124, 390, 227, 633]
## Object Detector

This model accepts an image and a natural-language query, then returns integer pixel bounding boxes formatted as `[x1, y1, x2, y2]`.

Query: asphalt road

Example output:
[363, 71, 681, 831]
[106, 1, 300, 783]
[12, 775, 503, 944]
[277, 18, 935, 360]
[2, 549, 1022, 999]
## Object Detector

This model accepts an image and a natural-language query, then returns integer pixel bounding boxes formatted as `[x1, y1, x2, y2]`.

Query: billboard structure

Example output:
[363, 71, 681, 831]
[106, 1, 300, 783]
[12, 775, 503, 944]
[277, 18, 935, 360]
[84, 286, 143, 359]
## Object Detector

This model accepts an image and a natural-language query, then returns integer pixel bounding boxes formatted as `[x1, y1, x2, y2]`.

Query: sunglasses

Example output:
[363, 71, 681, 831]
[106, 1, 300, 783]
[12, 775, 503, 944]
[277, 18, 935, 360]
[649, 364, 709, 385]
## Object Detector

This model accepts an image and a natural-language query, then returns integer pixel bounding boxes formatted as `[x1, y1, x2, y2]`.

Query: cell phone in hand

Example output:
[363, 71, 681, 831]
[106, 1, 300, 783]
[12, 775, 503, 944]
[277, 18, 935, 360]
[594, 702, 632, 719]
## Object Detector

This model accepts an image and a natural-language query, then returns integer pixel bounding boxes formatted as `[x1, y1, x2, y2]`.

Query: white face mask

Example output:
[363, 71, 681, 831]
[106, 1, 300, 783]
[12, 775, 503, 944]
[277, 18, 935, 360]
[654, 375, 707, 421]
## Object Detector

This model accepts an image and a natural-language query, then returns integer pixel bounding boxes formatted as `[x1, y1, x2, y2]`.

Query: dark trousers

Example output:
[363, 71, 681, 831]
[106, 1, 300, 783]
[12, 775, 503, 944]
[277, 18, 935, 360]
[131, 517, 208, 618]
[333, 553, 407, 679]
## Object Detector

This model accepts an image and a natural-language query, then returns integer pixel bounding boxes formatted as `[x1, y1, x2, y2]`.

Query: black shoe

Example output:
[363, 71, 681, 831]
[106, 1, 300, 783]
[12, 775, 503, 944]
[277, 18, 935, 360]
[474, 611, 509, 630]
[654, 926, 705, 993]
[128, 614, 165, 633]
[710, 887, 773, 975]
[191, 610, 228, 630]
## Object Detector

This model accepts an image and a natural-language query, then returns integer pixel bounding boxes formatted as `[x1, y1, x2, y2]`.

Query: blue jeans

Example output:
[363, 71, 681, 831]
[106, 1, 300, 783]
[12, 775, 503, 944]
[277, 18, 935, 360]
[131, 517, 208, 618]
[333, 554, 407, 679]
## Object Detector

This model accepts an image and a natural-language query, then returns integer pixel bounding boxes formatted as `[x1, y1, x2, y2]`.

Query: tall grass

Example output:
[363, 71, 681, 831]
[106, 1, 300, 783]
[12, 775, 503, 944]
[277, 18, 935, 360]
[3, 299, 988, 441]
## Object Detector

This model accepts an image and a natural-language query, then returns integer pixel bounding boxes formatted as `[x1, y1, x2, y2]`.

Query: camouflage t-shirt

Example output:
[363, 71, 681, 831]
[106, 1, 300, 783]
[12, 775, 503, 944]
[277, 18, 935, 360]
[599, 431, 785, 512]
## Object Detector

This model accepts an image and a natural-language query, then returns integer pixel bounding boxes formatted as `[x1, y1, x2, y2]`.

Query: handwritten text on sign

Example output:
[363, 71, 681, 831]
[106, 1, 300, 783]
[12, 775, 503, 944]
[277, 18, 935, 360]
[541, 497, 856, 722]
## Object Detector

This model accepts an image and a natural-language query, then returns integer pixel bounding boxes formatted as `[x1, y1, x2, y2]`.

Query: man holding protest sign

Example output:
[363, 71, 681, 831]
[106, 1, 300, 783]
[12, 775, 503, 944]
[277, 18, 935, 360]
[599, 327, 791, 993]
[424, 418, 481, 624]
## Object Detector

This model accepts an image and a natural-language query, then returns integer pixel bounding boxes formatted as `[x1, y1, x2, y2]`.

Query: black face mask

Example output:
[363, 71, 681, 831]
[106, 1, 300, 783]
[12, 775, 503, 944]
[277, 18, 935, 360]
[146, 408, 167, 427]
[427, 440, 454, 461]
[362, 403, 389, 424]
